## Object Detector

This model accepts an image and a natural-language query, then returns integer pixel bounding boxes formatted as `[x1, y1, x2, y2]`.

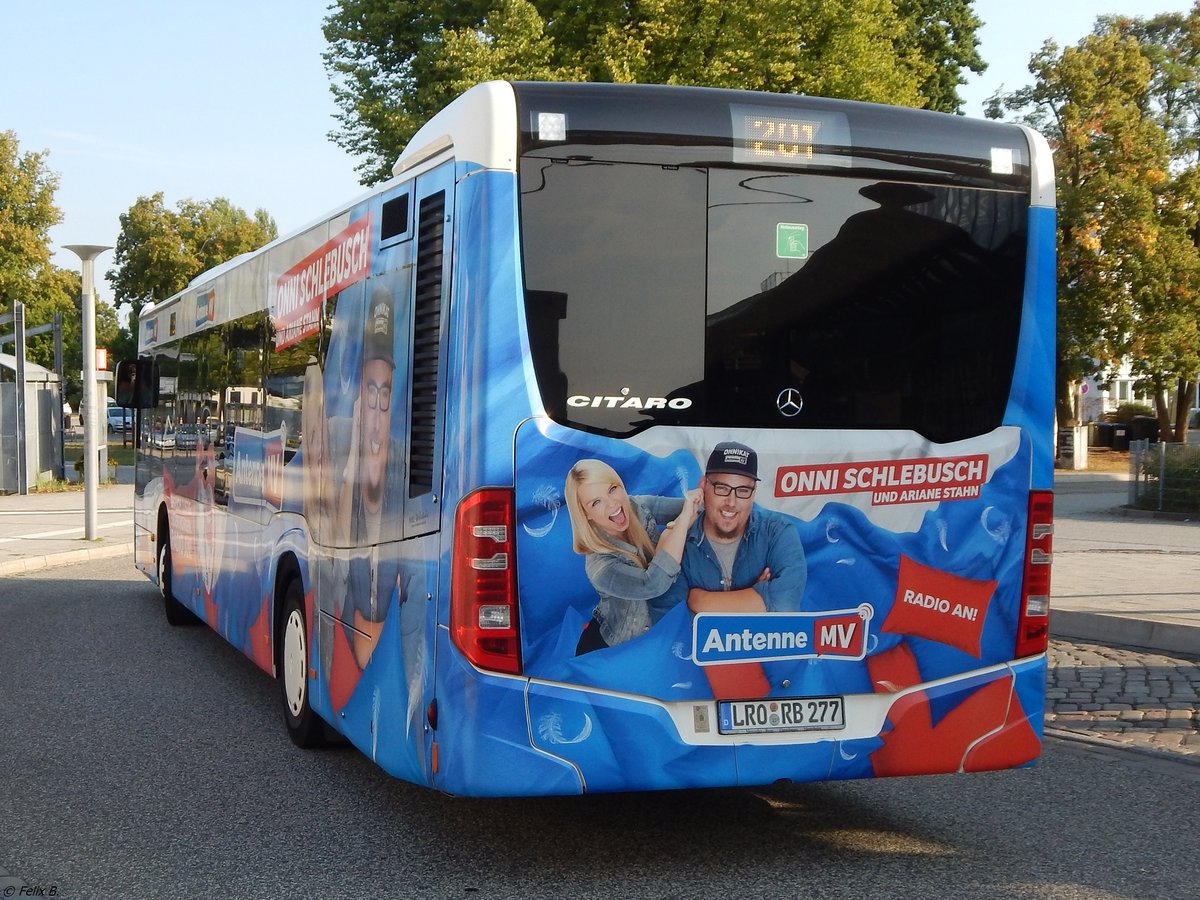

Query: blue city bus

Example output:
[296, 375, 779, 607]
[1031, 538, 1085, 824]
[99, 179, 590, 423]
[122, 81, 1056, 796]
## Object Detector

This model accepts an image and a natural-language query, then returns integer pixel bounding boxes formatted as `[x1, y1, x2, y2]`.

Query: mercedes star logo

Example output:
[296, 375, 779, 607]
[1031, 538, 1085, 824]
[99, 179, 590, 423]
[776, 388, 803, 417]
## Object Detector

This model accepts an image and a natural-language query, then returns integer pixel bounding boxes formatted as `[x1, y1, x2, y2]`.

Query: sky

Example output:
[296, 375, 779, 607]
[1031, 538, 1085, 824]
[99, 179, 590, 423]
[2, 0, 1197, 308]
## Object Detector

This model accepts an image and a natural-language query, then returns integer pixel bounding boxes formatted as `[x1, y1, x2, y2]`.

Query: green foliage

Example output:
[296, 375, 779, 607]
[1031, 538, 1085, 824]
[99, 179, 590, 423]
[32, 475, 80, 494]
[1098, 11, 1200, 163]
[0, 131, 122, 408]
[894, 0, 986, 112]
[0, 130, 61, 304]
[1137, 443, 1200, 512]
[107, 194, 278, 321]
[1108, 401, 1155, 423]
[988, 15, 1200, 439]
[322, 0, 983, 185]
[19, 265, 120, 409]
[0, 130, 67, 350]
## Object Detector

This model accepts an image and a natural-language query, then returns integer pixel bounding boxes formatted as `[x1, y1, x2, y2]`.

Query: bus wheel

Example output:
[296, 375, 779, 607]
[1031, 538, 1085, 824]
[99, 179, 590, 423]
[158, 523, 196, 627]
[281, 577, 324, 748]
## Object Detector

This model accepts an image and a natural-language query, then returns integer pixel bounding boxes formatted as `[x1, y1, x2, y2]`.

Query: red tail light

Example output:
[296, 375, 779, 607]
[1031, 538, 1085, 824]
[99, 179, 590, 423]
[1016, 490, 1053, 658]
[450, 488, 521, 674]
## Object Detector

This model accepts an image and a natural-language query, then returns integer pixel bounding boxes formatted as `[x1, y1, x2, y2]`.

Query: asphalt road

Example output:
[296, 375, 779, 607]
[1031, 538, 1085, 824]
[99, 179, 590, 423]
[2, 558, 1198, 900]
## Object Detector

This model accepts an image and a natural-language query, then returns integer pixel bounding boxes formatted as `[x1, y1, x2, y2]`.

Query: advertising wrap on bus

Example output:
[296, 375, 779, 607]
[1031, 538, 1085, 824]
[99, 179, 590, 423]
[507, 423, 1042, 786]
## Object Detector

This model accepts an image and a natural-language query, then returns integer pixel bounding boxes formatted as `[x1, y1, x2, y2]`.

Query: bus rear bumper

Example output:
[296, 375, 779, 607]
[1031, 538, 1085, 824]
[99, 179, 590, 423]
[431, 630, 1045, 795]
[520, 654, 1046, 792]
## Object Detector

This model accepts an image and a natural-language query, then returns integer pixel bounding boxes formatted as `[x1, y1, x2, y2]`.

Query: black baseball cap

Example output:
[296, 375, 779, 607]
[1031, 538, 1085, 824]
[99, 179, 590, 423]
[705, 441, 759, 481]
[364, 286, 394, 367]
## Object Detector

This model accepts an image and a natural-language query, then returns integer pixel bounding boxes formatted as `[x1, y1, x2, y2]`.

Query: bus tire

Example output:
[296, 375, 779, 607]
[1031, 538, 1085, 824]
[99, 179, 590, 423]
[281, 576, 324, 748]
[158, 520, 197, 627]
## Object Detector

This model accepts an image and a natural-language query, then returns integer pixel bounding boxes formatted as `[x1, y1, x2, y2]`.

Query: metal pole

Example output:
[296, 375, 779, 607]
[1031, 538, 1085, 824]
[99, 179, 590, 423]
[64, 245, 111, 540]
[14, 301, 26, 494]
[53, 313, 64, 481]
[1129, 441, 1139, 508]
[1158, 439, 1167, 512]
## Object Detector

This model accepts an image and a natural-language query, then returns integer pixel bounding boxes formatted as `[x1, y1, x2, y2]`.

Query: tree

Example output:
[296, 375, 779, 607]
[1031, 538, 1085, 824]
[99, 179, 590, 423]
[21, 266, 121, 410]
[0, 129, 65, 354]
[1103, 8, 1200, 439]
[989, 14, 1200, 440]
[0, 131, 61, 306]
[536, 0, 932, 97]
[108, 194, 278, 321]
[0, 131, 121, 408]
[894, 0, 986, 112]
[323, 1, 491, 185]
[1102, 9, 1200, 163]
[323, 0, 984, 185]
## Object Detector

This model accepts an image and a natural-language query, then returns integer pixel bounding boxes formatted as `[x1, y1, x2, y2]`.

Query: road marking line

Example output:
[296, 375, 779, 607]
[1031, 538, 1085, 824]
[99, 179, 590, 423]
[0, 519, 134, 544]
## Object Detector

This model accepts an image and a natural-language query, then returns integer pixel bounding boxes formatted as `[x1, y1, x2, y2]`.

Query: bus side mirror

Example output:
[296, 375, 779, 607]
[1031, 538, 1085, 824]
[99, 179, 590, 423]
[115, 358, 160, 409]
[114, 360, 137, 406]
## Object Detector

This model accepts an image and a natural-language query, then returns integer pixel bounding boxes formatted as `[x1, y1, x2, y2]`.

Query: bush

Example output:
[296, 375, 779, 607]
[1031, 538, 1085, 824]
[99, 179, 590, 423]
[32, 476, 76, 493]
[1106, 402, 1155, 424]
[1137, 443, 1200, 512]
[73, 454, 121, 481]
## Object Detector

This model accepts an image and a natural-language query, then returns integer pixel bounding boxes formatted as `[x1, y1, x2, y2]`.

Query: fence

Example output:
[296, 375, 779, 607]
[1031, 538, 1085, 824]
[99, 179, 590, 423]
[1129, 438, 1200, 513]
[0, 380, 64, 493]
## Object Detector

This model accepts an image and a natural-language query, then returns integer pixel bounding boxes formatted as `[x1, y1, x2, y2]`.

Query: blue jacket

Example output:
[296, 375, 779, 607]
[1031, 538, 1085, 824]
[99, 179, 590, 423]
[650, 505, 807, 619]
[582, 495, 685, 646]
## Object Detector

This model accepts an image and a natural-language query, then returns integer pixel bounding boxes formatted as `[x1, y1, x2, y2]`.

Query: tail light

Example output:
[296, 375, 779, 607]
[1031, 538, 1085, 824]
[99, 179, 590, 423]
[1016, 490, 1053, 658]
[450, 488, 521, 674]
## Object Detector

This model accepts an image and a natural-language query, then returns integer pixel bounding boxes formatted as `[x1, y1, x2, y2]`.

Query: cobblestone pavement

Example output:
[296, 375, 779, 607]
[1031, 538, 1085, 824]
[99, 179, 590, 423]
[1046, 638, 1200, 762]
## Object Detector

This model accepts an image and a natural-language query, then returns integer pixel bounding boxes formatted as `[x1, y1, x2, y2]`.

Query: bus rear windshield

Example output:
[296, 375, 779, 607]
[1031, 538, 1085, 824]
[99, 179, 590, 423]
[519, 159, 1028, 444]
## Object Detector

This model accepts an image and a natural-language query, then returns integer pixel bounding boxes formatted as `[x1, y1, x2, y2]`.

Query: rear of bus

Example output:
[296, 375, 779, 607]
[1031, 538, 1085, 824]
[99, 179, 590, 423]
[442, 82, 1054, 795]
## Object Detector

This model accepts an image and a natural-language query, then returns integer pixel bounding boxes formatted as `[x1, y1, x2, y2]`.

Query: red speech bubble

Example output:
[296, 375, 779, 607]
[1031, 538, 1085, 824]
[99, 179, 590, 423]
[882, 555, 996, 657]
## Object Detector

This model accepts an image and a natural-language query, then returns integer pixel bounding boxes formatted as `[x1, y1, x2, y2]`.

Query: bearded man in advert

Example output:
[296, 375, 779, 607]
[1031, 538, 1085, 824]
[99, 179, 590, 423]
[668, 441, 807, 616]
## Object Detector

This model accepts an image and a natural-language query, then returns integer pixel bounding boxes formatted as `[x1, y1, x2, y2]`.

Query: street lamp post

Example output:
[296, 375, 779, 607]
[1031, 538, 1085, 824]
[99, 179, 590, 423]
[64, 244, 111, 540]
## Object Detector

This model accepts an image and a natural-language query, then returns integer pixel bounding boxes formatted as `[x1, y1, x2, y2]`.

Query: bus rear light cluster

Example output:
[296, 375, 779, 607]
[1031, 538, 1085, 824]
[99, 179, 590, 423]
[450, 489, 522, 674]
[1016, 490, 1053, 658]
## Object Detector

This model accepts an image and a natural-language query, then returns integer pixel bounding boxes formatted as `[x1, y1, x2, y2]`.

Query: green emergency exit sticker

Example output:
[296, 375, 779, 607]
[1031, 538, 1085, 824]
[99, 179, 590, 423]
[777, 223, 809, 259]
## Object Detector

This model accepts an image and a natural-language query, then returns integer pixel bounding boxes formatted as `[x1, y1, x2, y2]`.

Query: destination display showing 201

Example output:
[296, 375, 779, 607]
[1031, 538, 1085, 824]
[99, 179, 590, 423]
[740, 113, 818, 162]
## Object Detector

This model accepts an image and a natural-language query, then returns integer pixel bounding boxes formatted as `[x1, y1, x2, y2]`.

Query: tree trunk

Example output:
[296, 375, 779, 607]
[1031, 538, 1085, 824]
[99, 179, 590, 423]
[1056, 369, 1076, 426]
[1152, 374, 1172, 441]
[1175, 378, 1196, 443]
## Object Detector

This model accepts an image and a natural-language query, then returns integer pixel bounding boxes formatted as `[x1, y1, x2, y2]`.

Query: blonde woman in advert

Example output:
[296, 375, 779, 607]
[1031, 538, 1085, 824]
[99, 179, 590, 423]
[565, 459, 701, 654]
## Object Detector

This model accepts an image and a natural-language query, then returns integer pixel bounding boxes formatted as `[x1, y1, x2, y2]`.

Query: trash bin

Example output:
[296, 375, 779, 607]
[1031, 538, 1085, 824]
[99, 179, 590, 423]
[1112, 423, 1130, 451]
[1094, 422, 1114, 447]
[1131, 415, 1160, 443]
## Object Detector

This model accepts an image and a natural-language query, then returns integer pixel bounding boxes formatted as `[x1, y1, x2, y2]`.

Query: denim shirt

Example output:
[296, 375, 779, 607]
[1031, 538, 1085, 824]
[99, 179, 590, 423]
[667, 505, 807, 614]
[583, 495, 686, 646]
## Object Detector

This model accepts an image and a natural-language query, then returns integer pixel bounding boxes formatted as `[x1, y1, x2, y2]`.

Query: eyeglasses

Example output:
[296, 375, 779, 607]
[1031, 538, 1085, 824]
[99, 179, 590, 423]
[708, 481, 754, 499]
[365, 382, 391, 411]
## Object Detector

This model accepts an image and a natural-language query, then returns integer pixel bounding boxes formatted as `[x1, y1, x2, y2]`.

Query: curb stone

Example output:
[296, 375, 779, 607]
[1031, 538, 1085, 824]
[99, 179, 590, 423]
[0, 542, 134, 578]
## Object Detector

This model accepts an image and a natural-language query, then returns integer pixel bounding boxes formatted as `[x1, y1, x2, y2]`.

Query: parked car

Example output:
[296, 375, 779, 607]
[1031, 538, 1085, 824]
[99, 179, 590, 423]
[175, 423, 199, 450]
[106, 407, 133, 434]
[151, 422, 175, 449]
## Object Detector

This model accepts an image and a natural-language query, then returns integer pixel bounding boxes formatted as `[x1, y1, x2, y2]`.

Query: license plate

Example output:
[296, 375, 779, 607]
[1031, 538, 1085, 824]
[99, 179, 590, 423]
[718, 696, 845, 735]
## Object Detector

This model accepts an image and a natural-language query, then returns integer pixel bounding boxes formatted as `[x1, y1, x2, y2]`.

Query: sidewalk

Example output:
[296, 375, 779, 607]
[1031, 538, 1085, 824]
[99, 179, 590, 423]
[1052, 468, 1200, 656]
[0, 483, 136, 577]
[0, 473, 1197, 657]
